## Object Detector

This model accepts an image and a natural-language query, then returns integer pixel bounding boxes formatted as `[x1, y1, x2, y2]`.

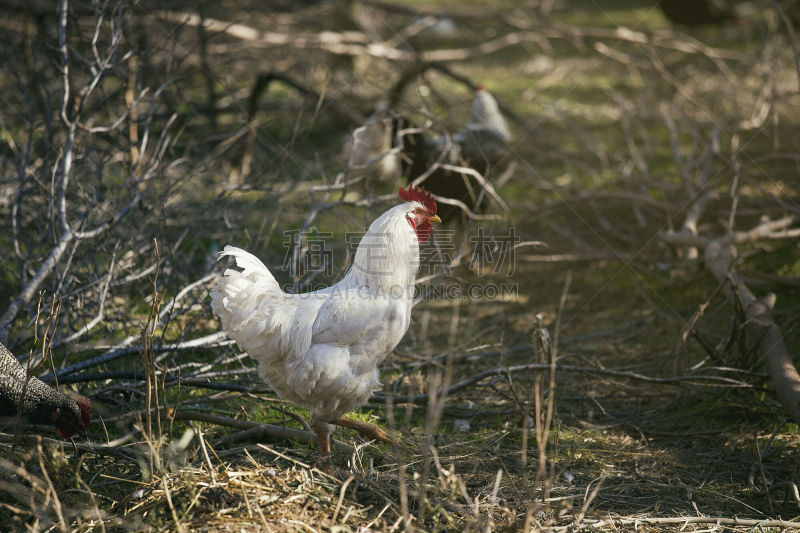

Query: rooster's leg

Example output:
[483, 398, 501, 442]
[312, 420, 335, 473]
[334, 416, 397, 446]
[315, 426, 332, 459]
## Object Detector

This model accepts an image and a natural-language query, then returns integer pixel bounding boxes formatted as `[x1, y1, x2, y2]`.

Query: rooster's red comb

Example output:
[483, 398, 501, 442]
[399, 184, 437, 214]
[476, 83, 485, 91]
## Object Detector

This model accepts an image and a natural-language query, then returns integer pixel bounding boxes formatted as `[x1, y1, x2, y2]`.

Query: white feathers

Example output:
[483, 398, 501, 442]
[465, 88, 511, 142]
[218, 246, 280, 286]
[211, 203, 423, 422]
[346, 104, 400, 182]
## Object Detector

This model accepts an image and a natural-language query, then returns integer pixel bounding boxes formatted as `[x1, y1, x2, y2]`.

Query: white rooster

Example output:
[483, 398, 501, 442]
[211, 185, 440, 467]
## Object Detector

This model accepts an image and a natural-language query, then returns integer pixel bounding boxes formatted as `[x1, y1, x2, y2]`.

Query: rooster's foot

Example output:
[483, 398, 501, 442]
[333, 417, 397, 446]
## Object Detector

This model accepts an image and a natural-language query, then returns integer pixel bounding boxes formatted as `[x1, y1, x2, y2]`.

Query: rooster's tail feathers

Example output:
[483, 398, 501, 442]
[211, 245, 284, 331]
[217, 245, 276, 279]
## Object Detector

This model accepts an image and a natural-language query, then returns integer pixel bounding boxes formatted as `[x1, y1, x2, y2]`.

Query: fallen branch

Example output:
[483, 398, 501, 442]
[372, 361, 753, 404]
[662, 216, 800, 423]
[156, 12, 743, 66]
[44, 371, 265, 392]
[40, 333, 231, 383]
[0, 432, 138, 462]
[576, 515, 800, 530]
[173, 411, 353, 453]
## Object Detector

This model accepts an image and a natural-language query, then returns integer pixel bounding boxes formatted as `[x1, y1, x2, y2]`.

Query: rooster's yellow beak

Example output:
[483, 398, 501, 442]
[429, 215, 442, 223]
